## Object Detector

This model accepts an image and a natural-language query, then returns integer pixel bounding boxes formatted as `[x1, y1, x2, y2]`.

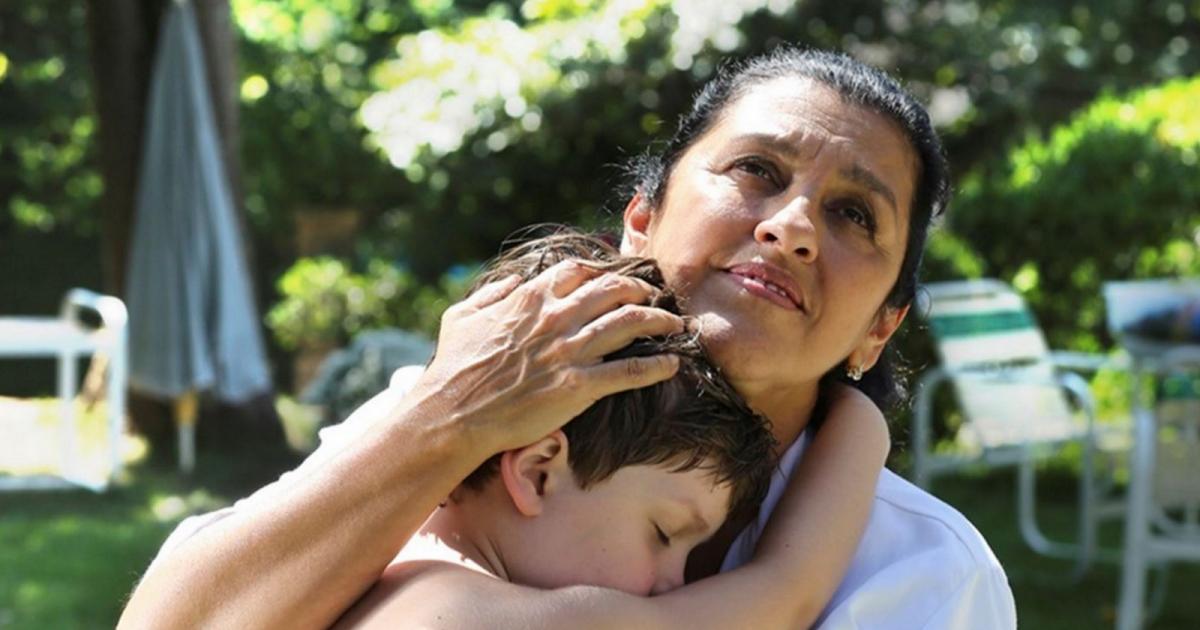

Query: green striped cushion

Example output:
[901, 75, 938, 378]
[929, 309, 1036, 339]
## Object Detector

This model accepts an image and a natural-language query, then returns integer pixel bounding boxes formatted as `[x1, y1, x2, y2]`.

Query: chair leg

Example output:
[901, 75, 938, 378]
[57, 349, 79, 480]
[1118, 403, 1157, 630]
[1076, 435, 1099, 578]
[1145, 561, 1171, 624]
[1015, 453, 1095, 580]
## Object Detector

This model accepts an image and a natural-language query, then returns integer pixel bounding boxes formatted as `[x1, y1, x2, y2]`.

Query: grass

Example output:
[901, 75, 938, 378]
[0, 449, 302, 630]
[931, 466, 1200, 630]
[2, 421, 1199, 628]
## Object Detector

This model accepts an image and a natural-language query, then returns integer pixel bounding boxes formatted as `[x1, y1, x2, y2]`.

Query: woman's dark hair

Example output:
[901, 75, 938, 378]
[624, 46, 950, 412]
[460, 227, 776, 518]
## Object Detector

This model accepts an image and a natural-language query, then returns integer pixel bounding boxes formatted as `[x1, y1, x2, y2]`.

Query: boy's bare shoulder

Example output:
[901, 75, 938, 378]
[335, 560, 503, 629]
[336, 559, 650, 630]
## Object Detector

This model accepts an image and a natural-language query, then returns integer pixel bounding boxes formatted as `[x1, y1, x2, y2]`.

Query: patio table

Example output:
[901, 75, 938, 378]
[1107, 280, 1200, 629]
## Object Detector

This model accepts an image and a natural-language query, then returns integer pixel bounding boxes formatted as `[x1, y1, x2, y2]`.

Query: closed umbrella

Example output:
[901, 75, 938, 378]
[125, 0, 270, 470]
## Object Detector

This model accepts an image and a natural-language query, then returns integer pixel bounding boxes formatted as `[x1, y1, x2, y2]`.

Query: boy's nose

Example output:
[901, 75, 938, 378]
[649, 564, 686, 595]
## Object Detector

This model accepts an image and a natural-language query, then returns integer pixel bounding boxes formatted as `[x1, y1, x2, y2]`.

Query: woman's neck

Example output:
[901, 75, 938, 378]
[735, 378, 821, 450]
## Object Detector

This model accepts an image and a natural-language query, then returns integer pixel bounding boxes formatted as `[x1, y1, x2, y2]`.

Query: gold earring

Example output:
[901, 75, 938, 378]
[846, 364, 864, 381]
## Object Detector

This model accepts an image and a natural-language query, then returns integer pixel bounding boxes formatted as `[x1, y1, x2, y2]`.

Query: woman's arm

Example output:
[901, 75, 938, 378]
[118, 261, 684, 630]
[341, 385, 889, 630]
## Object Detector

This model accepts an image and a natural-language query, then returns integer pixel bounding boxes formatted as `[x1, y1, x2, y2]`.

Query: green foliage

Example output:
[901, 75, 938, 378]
[949, 76, 1200, 351]
[921, 229, 987, 282]
[265, 256, 472, 350]
[0, 1, 100, 235]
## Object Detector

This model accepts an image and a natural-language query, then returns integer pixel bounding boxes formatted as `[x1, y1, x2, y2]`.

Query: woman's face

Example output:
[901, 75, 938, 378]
[622, 78, 916, 419]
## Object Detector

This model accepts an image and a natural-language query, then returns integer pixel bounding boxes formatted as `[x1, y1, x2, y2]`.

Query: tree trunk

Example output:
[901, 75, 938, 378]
[85, 0, 161, 299]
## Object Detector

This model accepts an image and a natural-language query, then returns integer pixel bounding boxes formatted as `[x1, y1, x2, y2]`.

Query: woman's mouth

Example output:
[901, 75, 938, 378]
[724, 263, 804, 312]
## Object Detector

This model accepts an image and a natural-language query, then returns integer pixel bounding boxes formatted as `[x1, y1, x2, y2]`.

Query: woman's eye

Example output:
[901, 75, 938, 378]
[654, 524, 671, 547]
[834, 201, 877, 234]
[733, 158, 780, 187]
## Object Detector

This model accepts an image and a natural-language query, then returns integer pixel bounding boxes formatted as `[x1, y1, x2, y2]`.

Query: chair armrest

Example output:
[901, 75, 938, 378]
[1048, 350, 1129, 374]
[60, 288, 128, 332]
[915, 363, 1100, 438]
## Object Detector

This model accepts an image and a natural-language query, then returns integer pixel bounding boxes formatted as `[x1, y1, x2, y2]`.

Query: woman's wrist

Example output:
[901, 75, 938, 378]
[380, 381, 500, 478]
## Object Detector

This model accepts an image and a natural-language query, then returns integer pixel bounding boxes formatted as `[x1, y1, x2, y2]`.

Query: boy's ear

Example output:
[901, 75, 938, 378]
[619, 191, 652, 256]
[499, 431, 572, 517]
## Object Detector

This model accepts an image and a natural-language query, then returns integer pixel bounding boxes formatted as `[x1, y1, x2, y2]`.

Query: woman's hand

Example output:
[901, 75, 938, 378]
[412, 259, 685, 452]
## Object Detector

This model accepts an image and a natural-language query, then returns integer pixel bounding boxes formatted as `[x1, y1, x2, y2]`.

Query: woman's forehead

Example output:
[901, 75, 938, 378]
[701, 77, 918, 204]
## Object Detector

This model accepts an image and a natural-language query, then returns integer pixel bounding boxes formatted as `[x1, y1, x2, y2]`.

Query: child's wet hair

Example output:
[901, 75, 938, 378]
[459, 226, 776, 517]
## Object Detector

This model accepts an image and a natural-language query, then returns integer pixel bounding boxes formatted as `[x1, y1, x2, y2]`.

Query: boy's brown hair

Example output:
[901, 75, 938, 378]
[458, 227, 776, 517]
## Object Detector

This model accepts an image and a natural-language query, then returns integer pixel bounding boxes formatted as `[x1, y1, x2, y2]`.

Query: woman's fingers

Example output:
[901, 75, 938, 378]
[461, 274, 522, 310]
[567, 304, 684, 359]
[583, 353, 681, 395]
[555, 272, 662, 325]
[532, 259, 605, 298]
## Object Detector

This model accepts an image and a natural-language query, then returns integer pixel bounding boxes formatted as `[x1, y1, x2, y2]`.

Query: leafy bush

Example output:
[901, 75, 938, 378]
[265, 256, 473, 351]
[948, 76, 1200, 351]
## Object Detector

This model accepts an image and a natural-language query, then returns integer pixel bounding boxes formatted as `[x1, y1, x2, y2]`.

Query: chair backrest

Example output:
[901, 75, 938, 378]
[919, 279, 1081, 449]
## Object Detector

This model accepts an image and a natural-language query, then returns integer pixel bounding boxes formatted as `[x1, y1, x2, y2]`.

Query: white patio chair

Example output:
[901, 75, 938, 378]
[912, 279, 1128, 577]
[1107, 279, 1200, 630]
[0, 288, 128, 491]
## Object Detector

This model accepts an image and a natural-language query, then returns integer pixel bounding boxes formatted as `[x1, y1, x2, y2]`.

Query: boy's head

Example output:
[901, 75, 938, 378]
[450, 228, 776, 595]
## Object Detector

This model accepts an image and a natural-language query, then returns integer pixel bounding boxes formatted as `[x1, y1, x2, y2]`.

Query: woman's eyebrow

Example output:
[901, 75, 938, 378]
[733, 133, 806, 162]
[734, 133, 901, 220]
[842, 163, 898, 218]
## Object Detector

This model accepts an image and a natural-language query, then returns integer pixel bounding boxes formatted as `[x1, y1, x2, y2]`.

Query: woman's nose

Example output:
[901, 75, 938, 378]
[753, 198, 819, 263]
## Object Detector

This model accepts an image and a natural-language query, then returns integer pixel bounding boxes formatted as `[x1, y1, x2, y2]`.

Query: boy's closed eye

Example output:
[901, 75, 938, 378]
[654, 524, 672, 547]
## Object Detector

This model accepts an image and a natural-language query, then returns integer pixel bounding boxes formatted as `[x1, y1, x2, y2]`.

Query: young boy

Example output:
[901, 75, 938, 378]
[334, 231, 888, 629]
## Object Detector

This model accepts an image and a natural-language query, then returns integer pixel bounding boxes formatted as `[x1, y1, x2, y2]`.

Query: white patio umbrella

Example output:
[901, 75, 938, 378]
[124, 0, 270, 471]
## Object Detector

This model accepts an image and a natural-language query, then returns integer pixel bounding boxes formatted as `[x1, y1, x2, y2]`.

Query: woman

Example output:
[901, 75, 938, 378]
[120, 48, 1015, 629]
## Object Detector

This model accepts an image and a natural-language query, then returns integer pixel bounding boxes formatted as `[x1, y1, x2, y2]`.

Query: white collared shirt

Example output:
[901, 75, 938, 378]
[152, 367, 1016, 628]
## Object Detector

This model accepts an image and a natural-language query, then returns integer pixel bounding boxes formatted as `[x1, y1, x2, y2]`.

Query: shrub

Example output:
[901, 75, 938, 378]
[266, 256, 473, 351]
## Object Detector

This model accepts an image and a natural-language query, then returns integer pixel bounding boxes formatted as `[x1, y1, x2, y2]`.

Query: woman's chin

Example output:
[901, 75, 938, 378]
[692, 314, 789, 382]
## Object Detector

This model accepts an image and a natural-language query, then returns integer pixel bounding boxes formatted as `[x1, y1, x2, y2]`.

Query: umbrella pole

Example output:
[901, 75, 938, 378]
[174, 390, 198, 473]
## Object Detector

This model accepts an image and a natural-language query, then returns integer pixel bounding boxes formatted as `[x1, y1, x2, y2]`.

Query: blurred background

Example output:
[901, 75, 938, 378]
[1, 0, 1199, 628]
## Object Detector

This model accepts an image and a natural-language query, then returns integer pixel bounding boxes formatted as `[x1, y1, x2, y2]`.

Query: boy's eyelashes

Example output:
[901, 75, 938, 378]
[654, 523, 671, 547]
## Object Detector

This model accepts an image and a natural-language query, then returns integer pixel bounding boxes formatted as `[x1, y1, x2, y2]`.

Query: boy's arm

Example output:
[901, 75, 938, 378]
[736, 384, 891, 623]
[344, 386, 888, 630]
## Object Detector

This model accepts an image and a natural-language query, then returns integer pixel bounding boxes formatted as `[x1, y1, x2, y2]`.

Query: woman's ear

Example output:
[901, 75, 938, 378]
[498, 431, 572, 517]
[848, 303, 910, 374]
[620, 191, 652, 256]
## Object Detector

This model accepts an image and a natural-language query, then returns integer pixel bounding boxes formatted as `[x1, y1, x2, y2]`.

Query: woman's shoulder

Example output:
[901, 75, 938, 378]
[869, 470, 1003, 570]
[824, 470, 1015, 628]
